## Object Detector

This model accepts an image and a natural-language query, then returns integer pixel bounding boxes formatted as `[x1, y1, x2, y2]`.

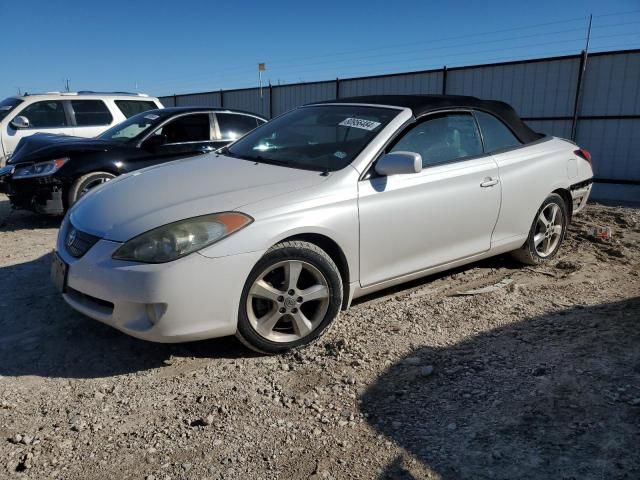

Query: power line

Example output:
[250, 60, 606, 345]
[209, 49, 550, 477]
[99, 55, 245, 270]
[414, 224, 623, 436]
[168, 37, 640, 96]
[149, 10, 640, 88]
[150, 17, 640, 93]
[152, 29, 639, 93]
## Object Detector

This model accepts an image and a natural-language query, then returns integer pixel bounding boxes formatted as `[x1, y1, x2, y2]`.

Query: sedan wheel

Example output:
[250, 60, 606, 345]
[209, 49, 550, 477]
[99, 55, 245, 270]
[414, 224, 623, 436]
[68, 171, 116, 208]
[236, 241, 343, 354]
[247, 260, 330, 342]
[511, 193, 568, 265]
[533, 203, 564, 258]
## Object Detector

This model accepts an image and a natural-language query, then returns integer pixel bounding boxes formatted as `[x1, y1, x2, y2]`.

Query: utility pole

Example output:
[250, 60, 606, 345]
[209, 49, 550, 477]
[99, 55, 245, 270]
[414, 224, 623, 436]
[584, 14, 592, 54]
[65, 79, 70, 92]
[570, 14, 593, 141]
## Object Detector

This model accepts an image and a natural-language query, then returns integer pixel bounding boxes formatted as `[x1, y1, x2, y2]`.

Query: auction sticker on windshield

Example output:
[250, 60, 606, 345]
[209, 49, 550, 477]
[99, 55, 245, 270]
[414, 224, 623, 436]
[339, 117, 381, 131]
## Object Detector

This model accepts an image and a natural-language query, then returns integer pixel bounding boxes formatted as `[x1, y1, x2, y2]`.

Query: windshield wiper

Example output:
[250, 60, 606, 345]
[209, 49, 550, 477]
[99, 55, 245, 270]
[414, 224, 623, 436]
[221, 148, 251, 160]
[254, 156, 290, 166]
[238, 154, 292, 167]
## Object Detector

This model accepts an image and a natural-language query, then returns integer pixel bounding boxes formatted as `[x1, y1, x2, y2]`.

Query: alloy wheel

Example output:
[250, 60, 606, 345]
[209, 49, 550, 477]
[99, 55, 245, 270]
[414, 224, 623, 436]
[80, 177, 111, 198]
[533, 203, 564, 257]
[246, 260, 330, 343]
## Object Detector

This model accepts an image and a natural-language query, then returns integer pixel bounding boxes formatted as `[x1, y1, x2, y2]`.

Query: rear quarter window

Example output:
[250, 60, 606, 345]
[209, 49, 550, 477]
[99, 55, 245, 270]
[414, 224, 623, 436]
[115, 100, 159, 118]
[474, 111, 521, 152]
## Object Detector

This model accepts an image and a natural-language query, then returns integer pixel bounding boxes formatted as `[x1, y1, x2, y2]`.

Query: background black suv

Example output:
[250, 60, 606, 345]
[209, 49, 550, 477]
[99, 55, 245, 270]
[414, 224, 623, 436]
[0, 107, 266, 215]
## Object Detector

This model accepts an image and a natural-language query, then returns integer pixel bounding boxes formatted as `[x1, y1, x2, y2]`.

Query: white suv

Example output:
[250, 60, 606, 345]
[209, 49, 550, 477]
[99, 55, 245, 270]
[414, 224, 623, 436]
[0, 92, 163, 166]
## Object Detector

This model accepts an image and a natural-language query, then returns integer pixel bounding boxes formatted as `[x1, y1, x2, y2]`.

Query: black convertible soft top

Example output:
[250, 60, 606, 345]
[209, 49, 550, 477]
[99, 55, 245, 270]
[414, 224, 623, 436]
[311, 94, 541, 144]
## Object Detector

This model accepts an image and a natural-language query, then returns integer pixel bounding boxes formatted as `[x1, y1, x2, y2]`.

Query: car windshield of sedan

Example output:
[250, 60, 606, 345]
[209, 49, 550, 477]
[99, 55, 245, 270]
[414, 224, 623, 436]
[0, 97, 23, 122]
[225, 105, 400, 171]
[98, 111, 162, 142]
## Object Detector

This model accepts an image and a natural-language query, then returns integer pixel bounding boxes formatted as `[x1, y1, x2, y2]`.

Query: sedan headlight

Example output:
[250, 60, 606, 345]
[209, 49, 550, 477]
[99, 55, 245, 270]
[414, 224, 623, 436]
[112, 212, 253, 263]
[12, 158, 69, 179]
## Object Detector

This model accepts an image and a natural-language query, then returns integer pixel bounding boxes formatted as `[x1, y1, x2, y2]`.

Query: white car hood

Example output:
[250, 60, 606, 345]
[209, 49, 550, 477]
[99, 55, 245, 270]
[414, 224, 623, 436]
[69, 153, 328, 241]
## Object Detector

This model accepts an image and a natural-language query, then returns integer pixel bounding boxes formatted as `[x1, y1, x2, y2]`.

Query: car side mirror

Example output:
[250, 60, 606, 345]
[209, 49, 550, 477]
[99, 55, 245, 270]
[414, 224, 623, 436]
[375, 151, 422, 176]
[10, 116, 30, 129]
[142, 134, 168, 151]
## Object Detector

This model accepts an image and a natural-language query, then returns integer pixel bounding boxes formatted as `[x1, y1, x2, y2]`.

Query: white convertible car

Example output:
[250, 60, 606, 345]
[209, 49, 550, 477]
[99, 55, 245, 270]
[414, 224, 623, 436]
[52, 95, 593, 353]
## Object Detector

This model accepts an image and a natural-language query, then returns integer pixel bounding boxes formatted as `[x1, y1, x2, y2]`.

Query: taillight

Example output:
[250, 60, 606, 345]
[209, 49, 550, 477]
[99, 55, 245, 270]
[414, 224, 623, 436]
[574, 148, 592, 165]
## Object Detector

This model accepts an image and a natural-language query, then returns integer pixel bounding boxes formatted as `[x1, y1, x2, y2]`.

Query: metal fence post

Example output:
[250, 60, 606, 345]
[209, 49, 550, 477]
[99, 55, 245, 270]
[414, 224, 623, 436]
[220, 89, 224, 109]
[442, 66, 447, 95]
[336, 78, 340, 99]
[571, 50, 588, 141]
[173, 94, 177, 107]
[269, 82, 273, 119]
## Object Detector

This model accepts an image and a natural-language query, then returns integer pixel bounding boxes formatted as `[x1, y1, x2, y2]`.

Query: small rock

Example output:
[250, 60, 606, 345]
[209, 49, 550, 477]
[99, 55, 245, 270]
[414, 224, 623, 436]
[203, 415, 214, 426]
[420, 365, 434, 377]
[532, 366, 547, 377]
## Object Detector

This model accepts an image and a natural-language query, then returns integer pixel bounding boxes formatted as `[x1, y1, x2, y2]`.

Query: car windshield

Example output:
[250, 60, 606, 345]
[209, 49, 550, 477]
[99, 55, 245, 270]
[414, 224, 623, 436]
[98, 111, 163, 142]
[0, 98, 23, 122]
[226, 105, 400, 171]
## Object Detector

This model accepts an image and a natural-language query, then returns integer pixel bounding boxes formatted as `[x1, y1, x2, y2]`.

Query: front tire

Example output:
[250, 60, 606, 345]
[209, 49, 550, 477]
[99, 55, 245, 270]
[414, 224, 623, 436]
[236, 241, 343, 354]
[67, 171, 115, 207]
[511, 193, 568, 265]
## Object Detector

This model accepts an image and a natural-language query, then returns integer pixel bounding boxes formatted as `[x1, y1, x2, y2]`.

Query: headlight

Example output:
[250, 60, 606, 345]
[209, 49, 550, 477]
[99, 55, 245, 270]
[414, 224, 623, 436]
[12, 158, 69, 179]
[112, 212, 253, 263]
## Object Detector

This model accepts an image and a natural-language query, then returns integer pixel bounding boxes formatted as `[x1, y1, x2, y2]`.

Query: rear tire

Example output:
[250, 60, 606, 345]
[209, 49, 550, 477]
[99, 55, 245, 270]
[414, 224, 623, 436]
[236, 241, 343, 354]
[67, 171, 115, 207]
[511, 193, 568, 265]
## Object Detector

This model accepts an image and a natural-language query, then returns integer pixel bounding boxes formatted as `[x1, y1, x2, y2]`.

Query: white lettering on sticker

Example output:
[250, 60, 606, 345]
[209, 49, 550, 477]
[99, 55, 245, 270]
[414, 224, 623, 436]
[339, 117, 381, 131]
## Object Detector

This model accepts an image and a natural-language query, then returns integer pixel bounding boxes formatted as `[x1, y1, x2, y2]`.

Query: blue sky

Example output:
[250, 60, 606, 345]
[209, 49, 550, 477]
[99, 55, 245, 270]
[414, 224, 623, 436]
[2, 0, 639, 98]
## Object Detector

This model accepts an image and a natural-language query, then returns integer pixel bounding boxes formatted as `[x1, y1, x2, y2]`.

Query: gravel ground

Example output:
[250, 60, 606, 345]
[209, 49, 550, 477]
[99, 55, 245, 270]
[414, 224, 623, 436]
[0, 193, 638, 480]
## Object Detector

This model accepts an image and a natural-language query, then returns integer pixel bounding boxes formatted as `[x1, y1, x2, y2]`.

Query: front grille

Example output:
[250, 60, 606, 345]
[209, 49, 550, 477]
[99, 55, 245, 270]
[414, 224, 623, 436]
[64, 223, 100, 258]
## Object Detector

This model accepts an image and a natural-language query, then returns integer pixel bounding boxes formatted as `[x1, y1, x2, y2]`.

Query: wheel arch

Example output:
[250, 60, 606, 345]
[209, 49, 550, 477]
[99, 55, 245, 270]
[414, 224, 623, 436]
[552, 187, 573, 222]
[277, 232, 351, 310]
[65, 170, 118, 209]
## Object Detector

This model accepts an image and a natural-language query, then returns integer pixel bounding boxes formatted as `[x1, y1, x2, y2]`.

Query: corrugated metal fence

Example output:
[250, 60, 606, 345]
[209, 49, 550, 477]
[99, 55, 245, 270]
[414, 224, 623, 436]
[160, 49, 640, 185]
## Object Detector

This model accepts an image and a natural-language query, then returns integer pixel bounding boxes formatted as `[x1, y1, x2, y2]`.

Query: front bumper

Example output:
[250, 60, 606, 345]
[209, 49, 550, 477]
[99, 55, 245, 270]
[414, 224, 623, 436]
[56, 234, 264, 343]
[5, 176, 65, 215]
[0, 165, 14, 194]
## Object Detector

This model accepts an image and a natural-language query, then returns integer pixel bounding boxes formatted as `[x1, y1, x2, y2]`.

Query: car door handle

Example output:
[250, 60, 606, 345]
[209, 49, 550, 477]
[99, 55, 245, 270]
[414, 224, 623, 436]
[480, 177, 499, 188]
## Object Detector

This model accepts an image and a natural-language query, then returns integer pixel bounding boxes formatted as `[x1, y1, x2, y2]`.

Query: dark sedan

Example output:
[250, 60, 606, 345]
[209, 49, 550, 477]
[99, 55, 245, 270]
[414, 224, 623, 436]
[0, 107, 266, 214]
